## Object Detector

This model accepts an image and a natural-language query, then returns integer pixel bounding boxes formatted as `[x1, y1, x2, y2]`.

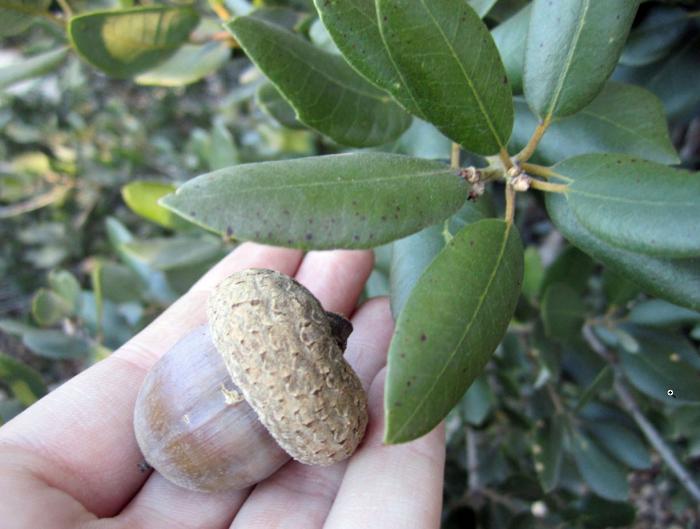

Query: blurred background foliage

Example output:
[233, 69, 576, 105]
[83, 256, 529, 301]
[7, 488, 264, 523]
[1, 0, 700, 527]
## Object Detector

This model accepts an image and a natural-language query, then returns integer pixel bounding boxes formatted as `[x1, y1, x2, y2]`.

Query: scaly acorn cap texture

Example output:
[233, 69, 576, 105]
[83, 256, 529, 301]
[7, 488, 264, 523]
[207, 268, 368, 466]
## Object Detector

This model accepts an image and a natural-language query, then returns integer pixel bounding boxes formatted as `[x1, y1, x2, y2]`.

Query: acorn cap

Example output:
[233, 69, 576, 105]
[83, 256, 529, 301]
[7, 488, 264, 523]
[207, 268, 368, 465]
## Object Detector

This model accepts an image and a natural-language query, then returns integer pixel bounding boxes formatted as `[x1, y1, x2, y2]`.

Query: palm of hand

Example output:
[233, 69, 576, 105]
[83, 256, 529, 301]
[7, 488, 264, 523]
[0, 244, 444, 529]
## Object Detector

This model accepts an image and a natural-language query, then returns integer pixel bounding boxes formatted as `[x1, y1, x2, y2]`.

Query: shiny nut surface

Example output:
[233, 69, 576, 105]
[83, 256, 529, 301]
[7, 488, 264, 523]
[207, 268, 368, 466]
[133, 325, 290, 492]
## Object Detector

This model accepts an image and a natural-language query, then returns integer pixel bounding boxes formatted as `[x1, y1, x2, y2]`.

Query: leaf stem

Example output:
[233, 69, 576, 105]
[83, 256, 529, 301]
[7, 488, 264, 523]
[516, 119, 550, 162]
[451, 143, 461, 169]
[529, 179, 569, 194]
[521, 162, 560, 180]
[499, 147, 513, 170]
[582, 325, 700, 503]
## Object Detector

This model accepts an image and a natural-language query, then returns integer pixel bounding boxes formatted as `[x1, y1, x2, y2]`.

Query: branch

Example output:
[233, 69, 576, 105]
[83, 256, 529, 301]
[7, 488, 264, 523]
[582, 325, 700, 502]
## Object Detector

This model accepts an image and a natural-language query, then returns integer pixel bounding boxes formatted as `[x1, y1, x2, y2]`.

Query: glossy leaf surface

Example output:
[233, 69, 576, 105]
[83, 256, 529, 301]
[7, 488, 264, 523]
[0, 47, 69, 90]
[545, 191, 700, 311]
[571, 431, 629, 501]
[68, 6, 199, 78]
[312, 0, 423, 117]
[619, 327, 700, 404]
[0, 352, 47, 406]
[227, 15, 411, 147]
[162, 153, 467, 250]
[377, 0, 513, 154]
[385, 219, 523, 443]
[135, 42, 230, 87]
[559, 154, 700, 258]
[491, 4, 531, 95]
[510, 83, 679, 165]
[121, 181, 186, 230]
[524, 0, 637, 120]
[255, 83, 304, 130]
[532, 414, 564, 493]
[390, 197, 494, 317]
[0, 0, 49, 37]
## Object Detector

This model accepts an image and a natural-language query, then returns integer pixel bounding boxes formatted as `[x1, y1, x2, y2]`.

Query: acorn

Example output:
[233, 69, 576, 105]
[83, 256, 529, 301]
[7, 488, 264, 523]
[133, 268, 368, 492]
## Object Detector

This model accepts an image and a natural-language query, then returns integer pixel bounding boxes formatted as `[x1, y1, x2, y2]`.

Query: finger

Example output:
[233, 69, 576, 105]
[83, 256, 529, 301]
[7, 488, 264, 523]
[323, 369, 446, 529]
[0, 243, 303, 518]
[117, 250, 376, 529]
[113, 474, 246, 529]
[294, 249, 375, 316]
[230, 295, 392, 529]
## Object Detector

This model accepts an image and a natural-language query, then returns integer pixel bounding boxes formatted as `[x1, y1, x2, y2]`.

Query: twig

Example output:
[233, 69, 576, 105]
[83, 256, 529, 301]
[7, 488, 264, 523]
[504, 183, 516, 223]
[466, 427, 480, 491]
[582, 325, 700, 502]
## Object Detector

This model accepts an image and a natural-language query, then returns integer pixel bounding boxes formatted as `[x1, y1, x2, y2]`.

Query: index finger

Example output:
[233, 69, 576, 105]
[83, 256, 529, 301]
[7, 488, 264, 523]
[0, 243, 303, 517]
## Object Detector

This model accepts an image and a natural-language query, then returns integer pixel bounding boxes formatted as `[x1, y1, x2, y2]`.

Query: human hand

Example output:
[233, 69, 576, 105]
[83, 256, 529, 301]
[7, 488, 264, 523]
[0, 243, 445, 529]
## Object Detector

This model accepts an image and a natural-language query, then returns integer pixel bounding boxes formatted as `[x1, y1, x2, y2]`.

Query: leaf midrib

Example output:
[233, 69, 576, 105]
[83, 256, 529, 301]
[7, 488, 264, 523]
[390, 222, 512, 440]
[235, 17, 389, 102]
[174, 168, 455, 199]
[417, 0, 504, 147]
[544, 0, 590, 120]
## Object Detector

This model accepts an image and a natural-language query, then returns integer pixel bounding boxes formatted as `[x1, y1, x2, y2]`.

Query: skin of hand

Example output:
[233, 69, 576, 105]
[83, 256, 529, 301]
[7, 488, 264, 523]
[0, 243, 445, 529]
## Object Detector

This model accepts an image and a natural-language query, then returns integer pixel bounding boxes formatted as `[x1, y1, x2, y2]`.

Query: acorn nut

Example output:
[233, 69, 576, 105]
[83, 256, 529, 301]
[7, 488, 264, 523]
[133, 268, 369, 492]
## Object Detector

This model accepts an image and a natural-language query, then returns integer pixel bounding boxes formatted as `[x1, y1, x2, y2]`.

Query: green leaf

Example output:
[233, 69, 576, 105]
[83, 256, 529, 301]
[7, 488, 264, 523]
[0, 0, 50, 37]
[602, 269, 640, 307]
[390, 196, 494, 317]
[31, 288, 72, 326]
[384, 219, 523, 443]
[586, 421, 651, 470]
[614, 36, 700, 122]
[68, 6, 200, 78]
[121, 180, 190, 229]
[627, 299, 700, 329]
[121, 236, 223, 271]
[92, 262, 144, 304]
[377, 0, 514, 155]
[135, 41, 230, 87]
[491, 4, 531, 95]
[460, 375, 494, 426]
[255, 83, 304, 130]
[312, 0, 423, 117]
[226, 15, 411, 147]
[574, 366, 613, 413]
[521, 246, 544, 302]
[0, 352, 47, 406]
[558, 154, 700, 258]
[619, 327, 700, 404]
[48, 269, 81, 311]
[0, 47, 69, 91]
[532, 414, 564, 493]
[22, 329, 92, 360]
[545, 192, 700, 311]
[524, 0, 638, 120]
[541, 283, 585, 342]
[570, 430, 629, 501]
[161, 153, 467, 250]
[510, 83, 679, 165]
[540, 245, 594, 297]
[620, 6, 690, 67]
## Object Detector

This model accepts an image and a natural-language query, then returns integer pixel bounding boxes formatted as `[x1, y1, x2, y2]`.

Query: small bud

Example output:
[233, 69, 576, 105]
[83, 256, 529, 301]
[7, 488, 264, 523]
[468, 181, 485, 201]
[458, 167, 481, 184]
[512, 174, 531, 192]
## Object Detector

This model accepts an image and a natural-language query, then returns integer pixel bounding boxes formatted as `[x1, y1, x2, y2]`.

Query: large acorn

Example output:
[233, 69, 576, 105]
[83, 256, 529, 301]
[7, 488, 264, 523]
[133, 268, 368, 492]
